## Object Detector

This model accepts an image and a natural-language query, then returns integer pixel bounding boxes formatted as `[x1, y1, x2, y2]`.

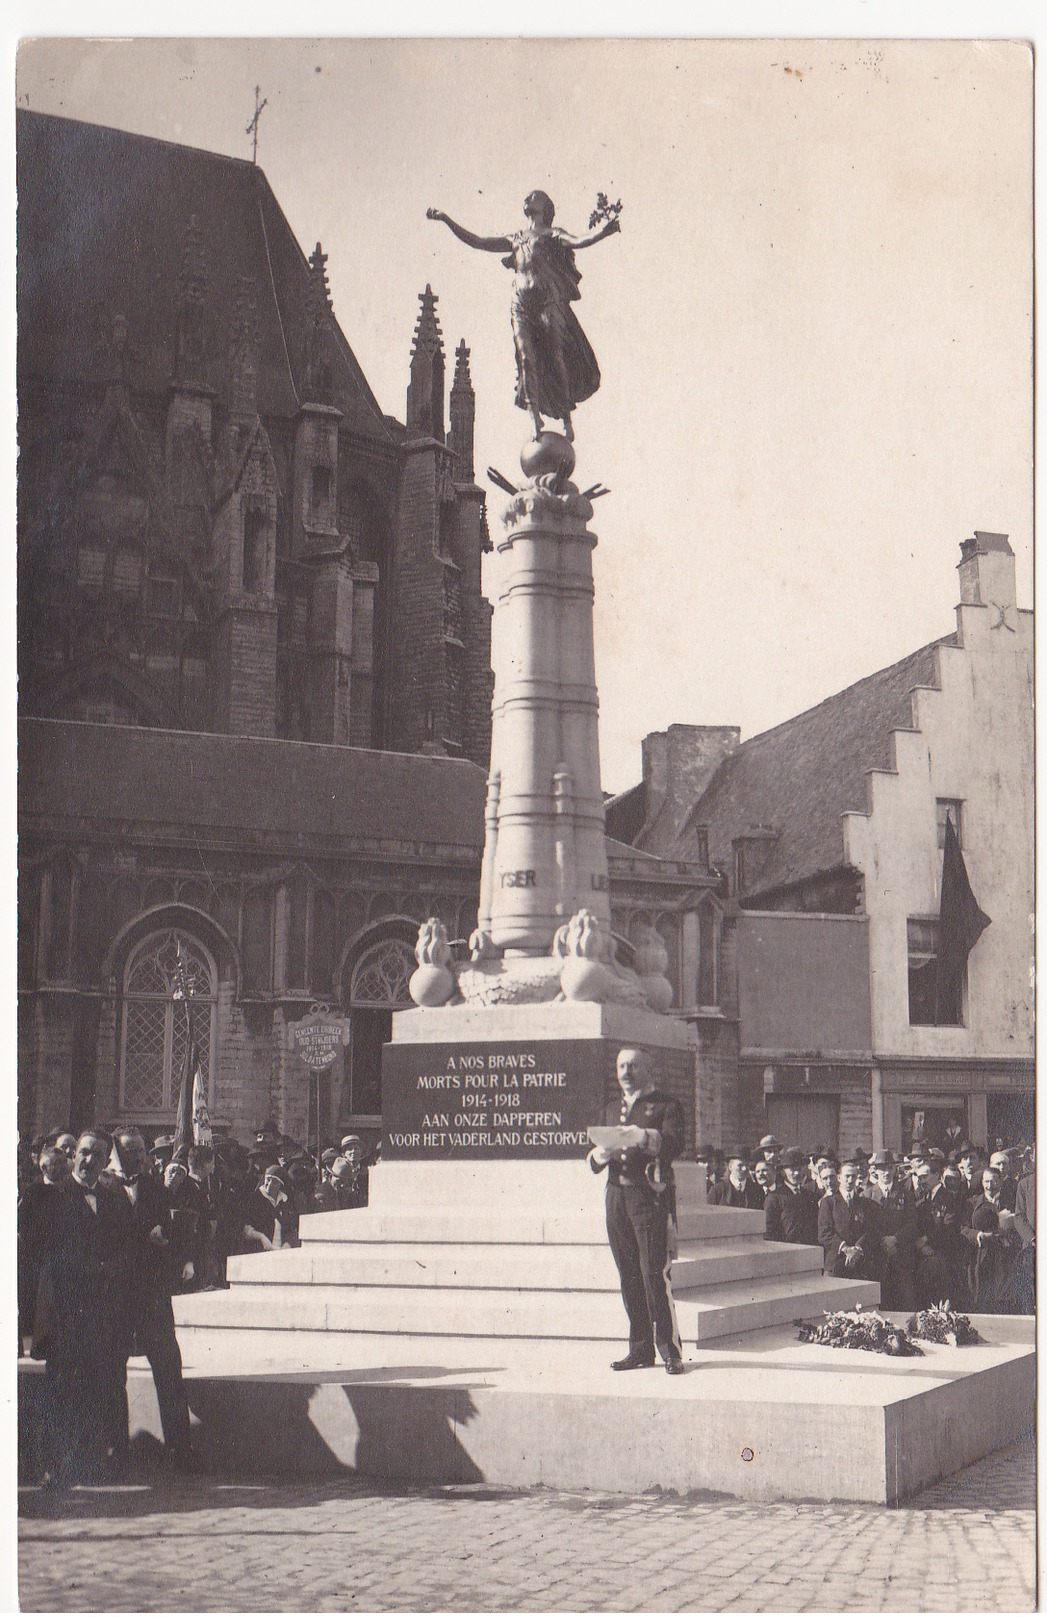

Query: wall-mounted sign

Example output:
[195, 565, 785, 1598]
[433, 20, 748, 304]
[291, 1004, 349, 1071]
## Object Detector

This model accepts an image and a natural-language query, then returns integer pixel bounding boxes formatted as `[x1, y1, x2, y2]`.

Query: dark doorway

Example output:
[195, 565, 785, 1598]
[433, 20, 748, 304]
[901, 1101, 967, 1153]
[766, 1095, 840, 1153]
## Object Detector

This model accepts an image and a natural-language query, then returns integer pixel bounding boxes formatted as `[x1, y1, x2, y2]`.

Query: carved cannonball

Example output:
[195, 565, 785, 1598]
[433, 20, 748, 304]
[520, 431, 576, 485]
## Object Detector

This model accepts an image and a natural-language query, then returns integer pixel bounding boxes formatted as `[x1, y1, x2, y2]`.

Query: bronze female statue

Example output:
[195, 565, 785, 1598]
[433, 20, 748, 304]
[427, 191, 620, 442]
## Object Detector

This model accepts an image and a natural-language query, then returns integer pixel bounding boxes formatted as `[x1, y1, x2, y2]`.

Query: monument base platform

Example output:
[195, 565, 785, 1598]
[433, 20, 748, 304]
[19, 1315, 1033, 1504]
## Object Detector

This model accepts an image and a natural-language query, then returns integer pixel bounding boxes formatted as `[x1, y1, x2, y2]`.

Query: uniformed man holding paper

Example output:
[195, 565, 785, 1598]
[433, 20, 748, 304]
[588, 1048, 685, 1375]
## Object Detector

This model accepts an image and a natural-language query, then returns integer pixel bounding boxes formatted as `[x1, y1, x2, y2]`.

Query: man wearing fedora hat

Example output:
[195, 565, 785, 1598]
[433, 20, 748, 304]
[709, 1150, 763, 1210]
[866, 1150, 917, 1309]
[764, 1147, 819, 1246]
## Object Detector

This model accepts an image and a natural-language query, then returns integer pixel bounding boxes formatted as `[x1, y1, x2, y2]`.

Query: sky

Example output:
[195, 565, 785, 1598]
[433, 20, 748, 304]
[14, 33, 1034, 792]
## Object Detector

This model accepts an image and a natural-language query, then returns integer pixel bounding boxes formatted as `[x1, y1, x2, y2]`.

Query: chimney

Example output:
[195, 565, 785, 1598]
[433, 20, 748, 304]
[958, 531, 1016, 610]
[637, 724, 740, 850]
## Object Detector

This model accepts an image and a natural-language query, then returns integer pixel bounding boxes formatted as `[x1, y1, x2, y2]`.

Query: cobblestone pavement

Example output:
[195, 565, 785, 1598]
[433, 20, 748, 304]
[17, 1431, 1036, 1613]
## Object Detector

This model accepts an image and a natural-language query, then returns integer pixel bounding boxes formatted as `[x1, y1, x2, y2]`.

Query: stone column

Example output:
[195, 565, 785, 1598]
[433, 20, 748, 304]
[487, 437, 611, 953]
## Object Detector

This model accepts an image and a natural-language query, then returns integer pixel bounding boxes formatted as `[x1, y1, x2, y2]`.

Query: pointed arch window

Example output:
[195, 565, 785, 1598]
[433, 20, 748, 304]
[119, 929, 216, 1114]
[341, 936, 415, 1122]
[350, 938, 415, 1008]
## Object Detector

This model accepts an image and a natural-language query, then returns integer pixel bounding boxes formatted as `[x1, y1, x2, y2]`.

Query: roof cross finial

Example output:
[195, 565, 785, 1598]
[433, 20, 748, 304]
[246, 85, 269, 165]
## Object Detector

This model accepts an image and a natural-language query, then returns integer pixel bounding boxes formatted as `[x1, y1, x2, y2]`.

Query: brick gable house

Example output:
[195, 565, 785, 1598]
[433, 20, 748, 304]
[607, 536, 1033, 1156]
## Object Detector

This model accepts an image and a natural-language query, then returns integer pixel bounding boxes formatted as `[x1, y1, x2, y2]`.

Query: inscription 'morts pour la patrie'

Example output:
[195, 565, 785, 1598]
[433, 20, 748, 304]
[382, 1040, 609, 1159]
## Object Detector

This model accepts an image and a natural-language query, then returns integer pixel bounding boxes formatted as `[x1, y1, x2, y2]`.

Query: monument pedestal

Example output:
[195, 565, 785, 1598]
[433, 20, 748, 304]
[381, 1001, 695, 1170]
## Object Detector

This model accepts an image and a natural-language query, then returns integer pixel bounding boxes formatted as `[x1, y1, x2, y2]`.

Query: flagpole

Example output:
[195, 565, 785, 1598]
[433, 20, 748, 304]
[172, 944, 196, 1162]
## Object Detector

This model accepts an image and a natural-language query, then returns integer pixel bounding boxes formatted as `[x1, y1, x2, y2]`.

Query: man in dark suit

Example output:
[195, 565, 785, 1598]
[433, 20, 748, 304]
[18, 1145, 69, 1352]
[1012, 1146, 1035, 1314]
[818, 1155, 881, 1280]
[709, 1150, 763, 1209]
[764, 1146, 819, 1246]
[589, 1048, 685, 1375]
[865, 1150, 917, 1310]
[36, 1129, 134, 1486]
[912, 1148, 969, 1307]
[106, 1128, 193, 1468]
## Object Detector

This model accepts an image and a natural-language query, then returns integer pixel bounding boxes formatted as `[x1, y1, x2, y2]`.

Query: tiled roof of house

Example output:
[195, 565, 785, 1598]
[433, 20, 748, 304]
[678, 638, 956, 897]
[17, 109, 390, 437]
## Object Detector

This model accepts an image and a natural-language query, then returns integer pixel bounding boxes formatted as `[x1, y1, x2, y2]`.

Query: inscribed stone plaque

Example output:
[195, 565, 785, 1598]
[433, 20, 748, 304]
[382, 1039, 610, 1159]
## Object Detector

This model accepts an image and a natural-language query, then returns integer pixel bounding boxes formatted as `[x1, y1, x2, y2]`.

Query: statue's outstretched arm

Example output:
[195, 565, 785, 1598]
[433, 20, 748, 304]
[427, 209, 511, 254]
[559, 218, 622, 251]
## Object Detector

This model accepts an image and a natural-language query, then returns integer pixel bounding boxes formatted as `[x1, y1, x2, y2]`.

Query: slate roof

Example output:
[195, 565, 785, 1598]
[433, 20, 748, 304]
[675, 637, 956, 897]
[18, 721, 693, 881]
[19, 720, 487, 855]
[16, 109, 390, 437]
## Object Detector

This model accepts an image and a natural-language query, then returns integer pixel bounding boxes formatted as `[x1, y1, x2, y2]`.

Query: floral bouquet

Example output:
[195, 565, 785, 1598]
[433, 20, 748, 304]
[796, 1302, 923, 1356]
[907, 1301, 984, 1346]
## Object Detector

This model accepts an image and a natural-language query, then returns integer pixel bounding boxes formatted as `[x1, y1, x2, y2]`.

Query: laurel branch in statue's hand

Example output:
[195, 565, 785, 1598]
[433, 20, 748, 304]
[589, 193, 623, 231]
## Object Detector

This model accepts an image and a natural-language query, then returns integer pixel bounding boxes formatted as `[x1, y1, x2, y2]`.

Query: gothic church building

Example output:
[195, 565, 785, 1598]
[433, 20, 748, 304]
[17, 110, 496, 1147]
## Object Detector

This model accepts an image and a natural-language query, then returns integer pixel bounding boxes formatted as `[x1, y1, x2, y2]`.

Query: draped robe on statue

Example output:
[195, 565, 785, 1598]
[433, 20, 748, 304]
[505, 229, 601, 422]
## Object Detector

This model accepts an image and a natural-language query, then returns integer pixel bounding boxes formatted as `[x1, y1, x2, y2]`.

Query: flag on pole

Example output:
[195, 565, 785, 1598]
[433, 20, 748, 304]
[192, 1058, 213, 1148]
[935, 816, 990, 1022]
[172, 994, 196, 1162]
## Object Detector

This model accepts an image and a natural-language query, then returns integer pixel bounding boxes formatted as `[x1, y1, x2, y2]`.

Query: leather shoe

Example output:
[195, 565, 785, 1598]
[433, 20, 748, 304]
[664, 1357, 686, 1376]
[611, 1351, 656, 1371]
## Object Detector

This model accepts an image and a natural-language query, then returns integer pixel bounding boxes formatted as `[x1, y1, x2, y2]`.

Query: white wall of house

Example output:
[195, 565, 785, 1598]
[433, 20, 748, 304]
[842, 540, 1033, 1062]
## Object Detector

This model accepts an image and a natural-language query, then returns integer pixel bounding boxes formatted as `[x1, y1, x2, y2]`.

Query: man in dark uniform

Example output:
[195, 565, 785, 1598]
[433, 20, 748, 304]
[764, 1146, 819, 1246]
[865, 1150, 917, 1309]
[818, 1155, 882, 1280]
[105, 1128, 193, 1468]
[36, 1129, 134, 1485]
[589, 1048, 685, 1375]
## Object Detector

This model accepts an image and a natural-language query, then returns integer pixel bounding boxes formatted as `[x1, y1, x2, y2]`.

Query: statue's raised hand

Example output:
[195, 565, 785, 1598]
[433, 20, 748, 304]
[426, 207, 445, 222]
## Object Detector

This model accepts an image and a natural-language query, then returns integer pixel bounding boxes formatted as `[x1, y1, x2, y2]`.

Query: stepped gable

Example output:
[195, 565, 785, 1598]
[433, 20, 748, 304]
[685, 637, 956, 897]
[16, 109, 388, 436]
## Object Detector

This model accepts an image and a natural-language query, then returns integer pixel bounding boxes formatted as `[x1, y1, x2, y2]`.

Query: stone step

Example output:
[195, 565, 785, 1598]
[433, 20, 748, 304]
[680, 1273, 880, 1341]
[225, 1234, 822, 1292]
[297, 1201, 766, 1247]
[32, 1317, 1035, 1503]
[174, 1270, 877, 1344]
[671, 1238, 823, 1288]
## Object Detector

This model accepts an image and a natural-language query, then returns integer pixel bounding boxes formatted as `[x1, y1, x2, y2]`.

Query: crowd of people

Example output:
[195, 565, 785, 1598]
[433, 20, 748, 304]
[17, 1115, 1035, 1483]
[701, 1134, 1036, 1315]
[17, 1120, 375, 1485]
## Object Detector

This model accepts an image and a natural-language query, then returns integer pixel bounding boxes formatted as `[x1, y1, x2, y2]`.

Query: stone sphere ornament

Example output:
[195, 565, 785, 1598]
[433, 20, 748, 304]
[520, 430, 576, 487]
